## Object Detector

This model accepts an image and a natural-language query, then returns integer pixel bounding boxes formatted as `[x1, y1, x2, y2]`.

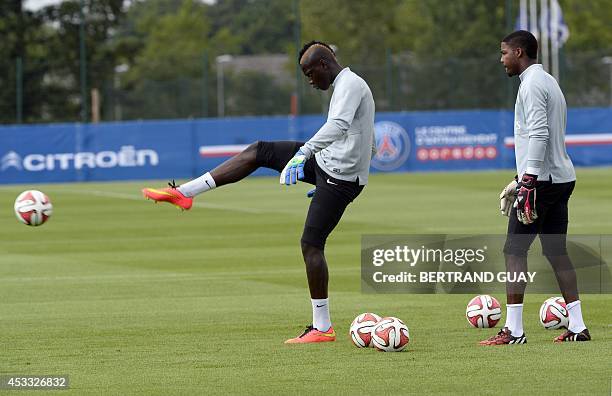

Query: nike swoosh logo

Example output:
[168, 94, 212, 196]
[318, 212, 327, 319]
[316, 304, 326, 308]
[326, 178, 337, 186]
[146, 189, 174, 197]
[205, 180, 211, 188]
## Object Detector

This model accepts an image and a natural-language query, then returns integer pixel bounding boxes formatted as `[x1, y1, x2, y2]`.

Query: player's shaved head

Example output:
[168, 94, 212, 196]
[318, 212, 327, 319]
[298, 40, 342, 91]
[300, 44, 336, 66]
[298, 41, 336, 66]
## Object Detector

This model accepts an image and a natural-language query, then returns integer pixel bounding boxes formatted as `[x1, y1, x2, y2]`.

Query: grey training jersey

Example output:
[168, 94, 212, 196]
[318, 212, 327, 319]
[514, 64, 575, 183]
[299, 68, 376, 185]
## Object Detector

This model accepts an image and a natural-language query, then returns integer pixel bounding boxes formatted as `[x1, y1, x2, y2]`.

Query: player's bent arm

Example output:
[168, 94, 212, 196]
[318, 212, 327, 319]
[299, 120, 347, 159]
[300, 82, 364, 158]
[524, 84, 549, 175]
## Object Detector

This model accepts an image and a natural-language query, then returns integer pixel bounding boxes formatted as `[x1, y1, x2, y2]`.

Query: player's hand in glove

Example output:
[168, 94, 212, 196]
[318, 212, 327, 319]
[515, 173, 538, 224]
[306, 188, 316, 198]
[499, 177, 518, 216]
[279, 150, 306, 185]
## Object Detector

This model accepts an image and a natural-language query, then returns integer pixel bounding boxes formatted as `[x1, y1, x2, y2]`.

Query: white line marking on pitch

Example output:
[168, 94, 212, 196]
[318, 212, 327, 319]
[0, 267, 355, 284]
[61, 189, 276, 214]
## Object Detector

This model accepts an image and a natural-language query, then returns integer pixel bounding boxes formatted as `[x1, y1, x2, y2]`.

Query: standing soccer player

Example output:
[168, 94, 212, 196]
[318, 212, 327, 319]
[142, 41, 376, 344]
[482, 30, 590, 345]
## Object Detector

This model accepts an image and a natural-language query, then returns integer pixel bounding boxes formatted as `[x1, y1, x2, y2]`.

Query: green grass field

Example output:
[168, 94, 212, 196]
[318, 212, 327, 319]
[1, 169, 611, 395]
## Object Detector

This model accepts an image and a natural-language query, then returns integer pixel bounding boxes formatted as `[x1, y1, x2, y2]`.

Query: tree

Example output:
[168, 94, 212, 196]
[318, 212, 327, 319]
[114, 0, 211, 119]
[34, 0, 124, 122]
[562, 0, 612, 53]
[301, 0, 403, 66]
[207, 0, 294, 55]
[128, 0, 210, 80]
[0, 1, 49, 123]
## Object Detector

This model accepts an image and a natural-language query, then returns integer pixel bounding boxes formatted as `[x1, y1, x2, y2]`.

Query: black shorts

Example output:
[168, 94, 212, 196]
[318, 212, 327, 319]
[256, 141, 364, 249]
[503, 180, 575, 257]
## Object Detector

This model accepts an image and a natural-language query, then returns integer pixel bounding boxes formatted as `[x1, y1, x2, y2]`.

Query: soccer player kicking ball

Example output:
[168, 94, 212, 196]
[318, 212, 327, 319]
[481, 30, 590, 346]
[142, 41, 376, 344]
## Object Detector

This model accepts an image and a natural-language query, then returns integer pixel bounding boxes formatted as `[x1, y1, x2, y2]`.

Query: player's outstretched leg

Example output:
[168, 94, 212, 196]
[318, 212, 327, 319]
[142, 142, 261, 210]
[284, 242, 336, 344]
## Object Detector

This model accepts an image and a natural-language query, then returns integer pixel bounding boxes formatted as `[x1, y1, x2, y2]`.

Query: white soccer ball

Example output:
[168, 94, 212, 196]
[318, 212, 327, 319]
[371, 316, 410, 352]
[466, 295, 502, 328]
[349, 312, 382, 348]
[14, 190, 53, 226]
[539, 296, 569, 330]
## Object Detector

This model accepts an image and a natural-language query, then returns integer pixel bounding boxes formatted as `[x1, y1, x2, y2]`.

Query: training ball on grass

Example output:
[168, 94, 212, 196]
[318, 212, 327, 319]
[466, 295, 502, 328]
[371, 316, 409, 352]
[14, 190, 53, 226]
[539, 297, 568, 330]
[349, 312, 382, 348]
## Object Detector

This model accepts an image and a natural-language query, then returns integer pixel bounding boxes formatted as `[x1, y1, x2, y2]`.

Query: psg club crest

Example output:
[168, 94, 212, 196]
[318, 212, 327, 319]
[371, 121, 411, 171]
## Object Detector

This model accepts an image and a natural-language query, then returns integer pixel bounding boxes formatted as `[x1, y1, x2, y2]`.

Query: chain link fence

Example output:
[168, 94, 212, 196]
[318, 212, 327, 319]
[2, 50, 612, 124]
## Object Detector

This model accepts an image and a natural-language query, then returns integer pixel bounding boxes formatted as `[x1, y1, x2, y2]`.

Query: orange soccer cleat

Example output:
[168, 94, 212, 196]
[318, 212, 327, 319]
[284, 325, 336, 344]
[142, 180, 193, 210]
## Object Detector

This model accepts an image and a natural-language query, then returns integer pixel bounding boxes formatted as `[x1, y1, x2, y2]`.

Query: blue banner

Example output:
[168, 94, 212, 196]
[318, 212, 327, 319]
[1, 108, 611, 184]
[371, 110, 512, 173]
